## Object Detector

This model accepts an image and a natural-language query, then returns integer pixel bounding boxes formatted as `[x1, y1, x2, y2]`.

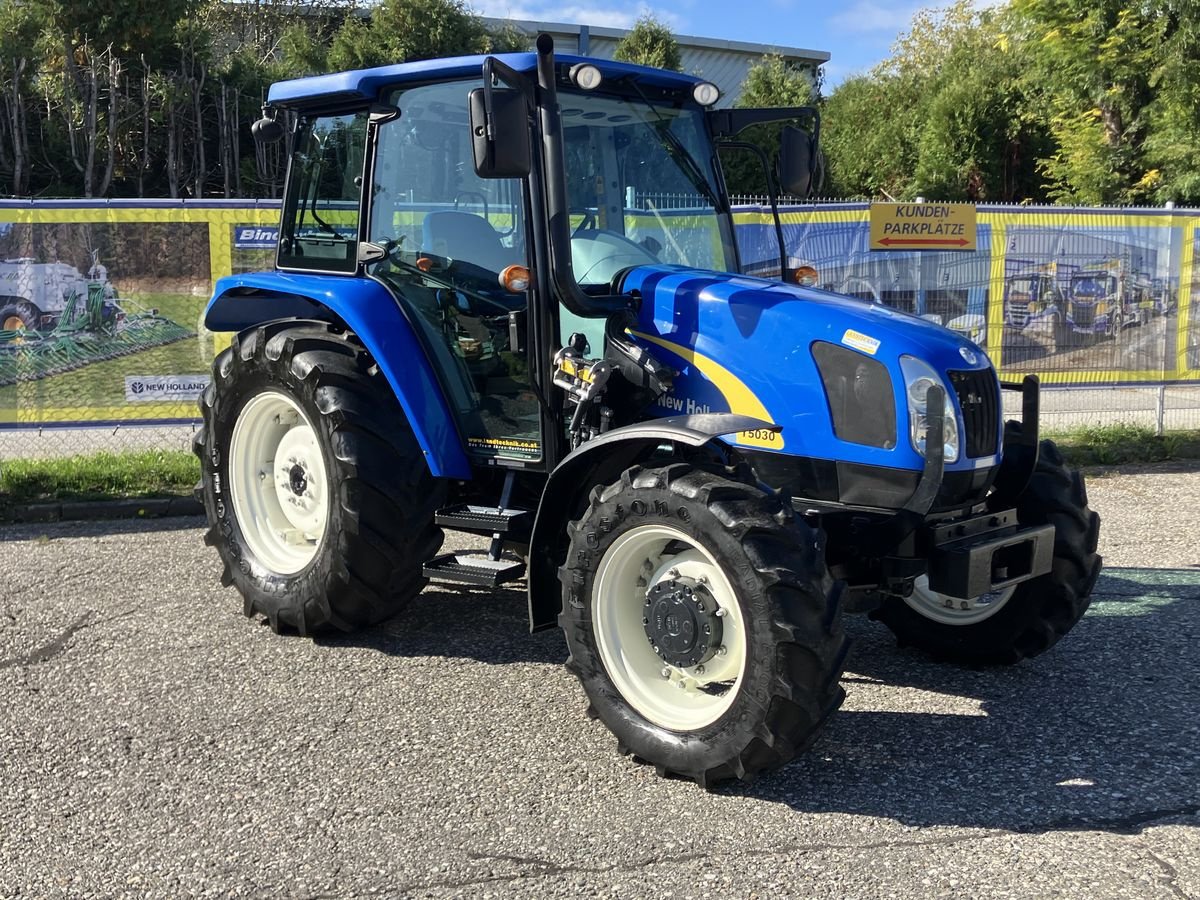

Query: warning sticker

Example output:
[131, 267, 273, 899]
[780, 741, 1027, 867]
[841, 329, 881, 356]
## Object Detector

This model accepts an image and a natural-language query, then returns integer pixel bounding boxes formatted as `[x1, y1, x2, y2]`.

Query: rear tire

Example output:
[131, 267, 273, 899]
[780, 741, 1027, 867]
[559, 464, 848, 786]
[194, 320, 445, 635]
[873, 432, 1101, 664]
[0, 299, 41, 332]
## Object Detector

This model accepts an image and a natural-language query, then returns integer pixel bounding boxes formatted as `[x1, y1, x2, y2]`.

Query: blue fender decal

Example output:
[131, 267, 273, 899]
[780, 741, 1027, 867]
[205, 271, 471, 480]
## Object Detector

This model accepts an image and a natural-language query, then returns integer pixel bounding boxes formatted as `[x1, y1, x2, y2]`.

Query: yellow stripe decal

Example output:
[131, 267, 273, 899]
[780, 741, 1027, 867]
[630, 330, 784, 450]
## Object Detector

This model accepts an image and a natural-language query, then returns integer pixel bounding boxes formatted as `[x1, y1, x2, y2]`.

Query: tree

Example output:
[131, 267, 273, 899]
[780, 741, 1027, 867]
[1009, 0, 1159, 203]
[327, 0, 488, 71]
[721, 54, 818, 196]
[612, 15, 682, 72]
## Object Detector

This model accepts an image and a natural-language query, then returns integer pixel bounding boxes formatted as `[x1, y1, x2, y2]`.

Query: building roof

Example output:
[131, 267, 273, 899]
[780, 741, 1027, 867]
[482, 18, 829, 107]
[484, 18, 829, 65]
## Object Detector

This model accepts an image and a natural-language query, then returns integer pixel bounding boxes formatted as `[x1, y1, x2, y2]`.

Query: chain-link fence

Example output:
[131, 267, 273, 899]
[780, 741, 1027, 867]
[2, 199, 1198, 462]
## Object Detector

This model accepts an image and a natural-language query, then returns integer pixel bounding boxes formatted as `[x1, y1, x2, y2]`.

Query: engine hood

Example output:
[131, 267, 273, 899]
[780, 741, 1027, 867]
[619, 264, 998, 473]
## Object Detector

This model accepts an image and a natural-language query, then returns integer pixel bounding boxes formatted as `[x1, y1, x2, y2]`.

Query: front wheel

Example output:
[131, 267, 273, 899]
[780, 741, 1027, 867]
[194, 320, 445, 635]
[559, 464, 848, 786]
[873, 433, 1101, 664]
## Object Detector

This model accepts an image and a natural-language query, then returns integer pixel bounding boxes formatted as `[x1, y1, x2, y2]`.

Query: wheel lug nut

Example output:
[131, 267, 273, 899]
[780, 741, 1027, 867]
[697, 575, 709, 586]
[661, 667, 671, 679]
[715, 607, 726, 618]
[668, 567, 680, 579]
[717, 645, 728, 656]
[695, 665, 705, 675]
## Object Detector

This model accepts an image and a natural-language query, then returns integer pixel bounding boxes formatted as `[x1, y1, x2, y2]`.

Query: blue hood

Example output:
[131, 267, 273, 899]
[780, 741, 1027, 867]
[620, 265, 998, 472]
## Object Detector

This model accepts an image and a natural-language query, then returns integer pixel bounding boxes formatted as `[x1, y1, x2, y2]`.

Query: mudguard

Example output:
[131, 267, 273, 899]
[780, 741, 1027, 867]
[204, 271, 472, 480]
[526, 413, 778, 632]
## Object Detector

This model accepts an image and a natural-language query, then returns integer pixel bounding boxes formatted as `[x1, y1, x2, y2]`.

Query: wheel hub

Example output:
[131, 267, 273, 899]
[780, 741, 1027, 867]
[643, 578, 723, 669]
[288, 464, 308, 496]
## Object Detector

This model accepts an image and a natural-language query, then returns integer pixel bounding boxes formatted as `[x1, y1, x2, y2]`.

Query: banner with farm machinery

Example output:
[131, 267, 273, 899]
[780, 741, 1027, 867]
[1, 200, 1197, 429]
[735, 203, 1199, 385]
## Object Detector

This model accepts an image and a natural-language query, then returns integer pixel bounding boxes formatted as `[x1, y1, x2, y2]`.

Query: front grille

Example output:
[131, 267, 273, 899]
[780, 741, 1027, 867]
[1071, 302, 1096, 327]
[947, 368, 1000, 459]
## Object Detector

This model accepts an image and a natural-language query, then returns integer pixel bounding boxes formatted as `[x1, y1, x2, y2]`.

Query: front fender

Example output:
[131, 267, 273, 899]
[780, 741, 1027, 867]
[205, 272, 471, 480]
[526, 413, 778, 632]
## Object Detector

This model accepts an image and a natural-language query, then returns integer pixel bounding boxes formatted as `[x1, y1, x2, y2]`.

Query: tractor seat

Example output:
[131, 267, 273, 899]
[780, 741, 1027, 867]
[422, 211, 518, 275]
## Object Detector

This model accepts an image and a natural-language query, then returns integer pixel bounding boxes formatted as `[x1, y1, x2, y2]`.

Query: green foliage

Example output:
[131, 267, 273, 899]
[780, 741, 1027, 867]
[0, 450, 200, 506]
[818, 0, 1200, 204]
[327, 0, 487, 71]
[721, 54, 817, 196]
[612, 15, 683, 72]
[738, 54, 815, 108]
[1049, 424, 1200, 466]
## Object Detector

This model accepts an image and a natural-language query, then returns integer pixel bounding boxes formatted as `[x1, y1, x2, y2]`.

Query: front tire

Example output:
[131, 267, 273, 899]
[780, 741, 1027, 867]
[873, 434, 1101, 664]
[559, 464, 848, 786]
[194, 320, 445, 635]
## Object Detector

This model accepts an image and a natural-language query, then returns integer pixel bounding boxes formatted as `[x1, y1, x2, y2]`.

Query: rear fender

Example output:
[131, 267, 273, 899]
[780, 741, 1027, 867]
[205, 271, 471, 480]
[526, 413, 778, 632]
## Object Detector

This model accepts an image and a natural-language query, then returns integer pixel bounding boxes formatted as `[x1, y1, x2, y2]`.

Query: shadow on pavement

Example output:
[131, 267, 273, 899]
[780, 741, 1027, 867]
[739, 567, 1200, 834]
[325, 566, 1200, 834]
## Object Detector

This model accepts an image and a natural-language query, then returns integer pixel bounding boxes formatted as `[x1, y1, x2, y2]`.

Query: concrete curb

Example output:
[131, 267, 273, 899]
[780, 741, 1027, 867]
[1, 496, 204, 524]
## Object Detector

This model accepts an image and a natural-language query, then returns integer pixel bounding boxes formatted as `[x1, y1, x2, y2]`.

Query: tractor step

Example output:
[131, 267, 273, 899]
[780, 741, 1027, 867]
[434, 504, 531, 537]
[422, 554, 527, 588]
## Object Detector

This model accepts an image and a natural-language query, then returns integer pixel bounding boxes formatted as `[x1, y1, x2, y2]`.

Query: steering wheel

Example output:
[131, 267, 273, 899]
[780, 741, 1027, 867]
[571, 229, 660, 285]
[570, 207, 598, 237]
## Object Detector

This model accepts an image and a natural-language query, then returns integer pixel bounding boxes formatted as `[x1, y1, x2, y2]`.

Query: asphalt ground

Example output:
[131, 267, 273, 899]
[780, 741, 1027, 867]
[1, 465, 1198, 898]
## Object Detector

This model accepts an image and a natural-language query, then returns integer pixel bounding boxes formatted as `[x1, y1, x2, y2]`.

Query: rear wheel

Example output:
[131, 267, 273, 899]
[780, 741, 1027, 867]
[559, 464, 848, 786]
[0, 299, 41, 332]
[194, 320, 445, 635]
[873, 433, 1101, 664]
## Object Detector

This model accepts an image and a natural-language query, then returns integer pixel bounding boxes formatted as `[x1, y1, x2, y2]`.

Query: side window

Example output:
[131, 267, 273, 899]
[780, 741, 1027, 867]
[278, 112, 368, 273]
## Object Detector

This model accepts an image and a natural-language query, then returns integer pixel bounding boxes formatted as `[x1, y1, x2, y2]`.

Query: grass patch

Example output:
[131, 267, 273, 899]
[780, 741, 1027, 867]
[1048, 424, 1200, 467]
[0, 449, 199, 507]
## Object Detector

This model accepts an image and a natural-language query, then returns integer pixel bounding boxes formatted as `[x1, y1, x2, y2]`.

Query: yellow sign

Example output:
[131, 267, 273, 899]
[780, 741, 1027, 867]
[869, 202, 977, 251]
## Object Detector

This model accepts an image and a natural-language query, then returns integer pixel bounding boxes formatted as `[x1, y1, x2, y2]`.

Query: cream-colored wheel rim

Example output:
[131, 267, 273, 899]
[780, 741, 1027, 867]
[592, 524, 747, 731]
[227, 390, 329, 575]
[904, 575, 1016, 626]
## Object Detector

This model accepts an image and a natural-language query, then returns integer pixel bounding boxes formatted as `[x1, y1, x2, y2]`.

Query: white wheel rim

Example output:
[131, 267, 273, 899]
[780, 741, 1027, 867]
[904, 575, 1016, 626]
[228, 390, 329, 575]
[592, 524, 747, 731]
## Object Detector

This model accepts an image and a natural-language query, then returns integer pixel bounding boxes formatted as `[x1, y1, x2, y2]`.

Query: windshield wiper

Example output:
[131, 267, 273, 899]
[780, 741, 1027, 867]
[626, 79, 721, 209]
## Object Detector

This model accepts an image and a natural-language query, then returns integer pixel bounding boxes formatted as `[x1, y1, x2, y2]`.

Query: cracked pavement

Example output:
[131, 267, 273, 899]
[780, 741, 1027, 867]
[1, 465, 1198, 898]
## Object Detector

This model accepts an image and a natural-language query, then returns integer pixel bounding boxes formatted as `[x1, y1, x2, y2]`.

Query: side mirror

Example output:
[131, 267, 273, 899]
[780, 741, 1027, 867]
[251, 115, 285, 144]
[778, 125, 814, 197]
[468, 87, 530, 179]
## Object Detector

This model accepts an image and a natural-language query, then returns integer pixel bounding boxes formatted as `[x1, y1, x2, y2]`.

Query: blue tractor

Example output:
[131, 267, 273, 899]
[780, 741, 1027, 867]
[196, 36, 1101, 786]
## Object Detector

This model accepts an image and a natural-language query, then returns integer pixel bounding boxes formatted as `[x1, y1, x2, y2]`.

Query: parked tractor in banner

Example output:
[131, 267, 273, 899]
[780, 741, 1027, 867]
[195, 37, 1102, 786]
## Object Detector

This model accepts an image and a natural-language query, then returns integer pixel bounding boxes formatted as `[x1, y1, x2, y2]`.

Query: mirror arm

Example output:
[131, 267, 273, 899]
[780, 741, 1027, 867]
[718, 139, 788, 283]
[707, 105, 820, 138]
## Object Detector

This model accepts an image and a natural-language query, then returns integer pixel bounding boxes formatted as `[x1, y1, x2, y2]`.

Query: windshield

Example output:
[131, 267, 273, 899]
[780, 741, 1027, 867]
[560, 89, 736, 283]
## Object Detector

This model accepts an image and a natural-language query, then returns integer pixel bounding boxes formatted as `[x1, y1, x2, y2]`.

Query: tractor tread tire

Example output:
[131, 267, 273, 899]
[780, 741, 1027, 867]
[559, 464, 848, 787]
[194, 319, 444, 635]
[0, 298, 42, 331]
[873, 433, 1100, 665]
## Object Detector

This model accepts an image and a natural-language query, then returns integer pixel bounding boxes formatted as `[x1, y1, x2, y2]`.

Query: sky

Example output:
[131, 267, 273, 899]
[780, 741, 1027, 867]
[471, 0, 942, 86]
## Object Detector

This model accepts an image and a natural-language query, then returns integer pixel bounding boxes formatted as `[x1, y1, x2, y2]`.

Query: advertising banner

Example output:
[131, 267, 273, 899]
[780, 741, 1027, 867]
[1, 199, 1196, 430]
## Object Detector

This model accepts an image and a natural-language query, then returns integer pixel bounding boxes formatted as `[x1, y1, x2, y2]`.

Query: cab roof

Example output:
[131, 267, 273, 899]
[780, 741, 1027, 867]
[267, 52, 706, 110]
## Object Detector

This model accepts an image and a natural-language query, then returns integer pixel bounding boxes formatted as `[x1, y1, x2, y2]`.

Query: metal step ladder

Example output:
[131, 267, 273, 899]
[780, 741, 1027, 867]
[422, 471, 528, 589]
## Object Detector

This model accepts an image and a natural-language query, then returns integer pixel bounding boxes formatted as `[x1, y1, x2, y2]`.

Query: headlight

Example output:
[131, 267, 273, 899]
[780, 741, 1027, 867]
[900, 355, 959, 463]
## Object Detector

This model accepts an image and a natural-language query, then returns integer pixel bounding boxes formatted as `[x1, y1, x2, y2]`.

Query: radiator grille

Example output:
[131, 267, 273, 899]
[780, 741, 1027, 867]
[947, 368, 1000, 459]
